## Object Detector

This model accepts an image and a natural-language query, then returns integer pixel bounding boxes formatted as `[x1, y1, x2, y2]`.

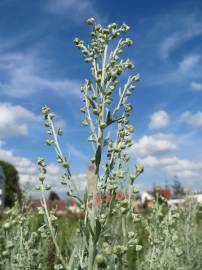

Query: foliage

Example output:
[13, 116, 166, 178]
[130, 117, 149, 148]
[172, 176, 185, 197]
[49, 191, 61, 201]
[35, 17, 143, 270]
[0, 160, 21, 207]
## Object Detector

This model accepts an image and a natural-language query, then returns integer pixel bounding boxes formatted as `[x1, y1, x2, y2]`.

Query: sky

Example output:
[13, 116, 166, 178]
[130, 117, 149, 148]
[0, 0, 202, 197]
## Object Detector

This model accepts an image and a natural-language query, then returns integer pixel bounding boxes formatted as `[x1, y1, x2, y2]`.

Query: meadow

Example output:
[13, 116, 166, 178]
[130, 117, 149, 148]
[0, 198, 202, 269]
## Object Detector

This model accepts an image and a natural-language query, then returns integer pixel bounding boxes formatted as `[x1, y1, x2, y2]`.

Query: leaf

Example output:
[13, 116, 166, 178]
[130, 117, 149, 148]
[86, 96, 96, 109]
[87, 222, 95, 240]
[94, 219, 102, 243]
[83, 190, 88, 206]
[106, 111, 113, 126]
[95, 145, 102, 173]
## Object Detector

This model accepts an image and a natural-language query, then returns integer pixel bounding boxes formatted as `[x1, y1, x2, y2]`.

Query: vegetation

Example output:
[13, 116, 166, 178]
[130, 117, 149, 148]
[49, 191, 61, 201]
[0, 17, 202, 270]
[0, 160, 21, 207]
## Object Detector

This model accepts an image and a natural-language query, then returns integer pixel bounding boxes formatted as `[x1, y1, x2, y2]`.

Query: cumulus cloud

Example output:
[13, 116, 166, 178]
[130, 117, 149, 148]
[0, 148, 37, 184]
[129, 131, 202, 184]
[149, 110, 170, 130]
[129, 133, 177, 159]
[0, 147, 87, 197]
[138, 155, 202, 179]
[180, 111, 202, 128]
[191, 82, 202, 91]
[0, 102, 37, 137]
[0, 52, 81, 98]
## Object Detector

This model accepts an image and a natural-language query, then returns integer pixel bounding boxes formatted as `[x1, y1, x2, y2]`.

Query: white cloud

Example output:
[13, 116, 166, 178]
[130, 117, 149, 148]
[67, 144, 88, 161]
[159, 13, 202, 59]
[129, 131, 202, 185]
[0, 147, 87, 197]
[129, 133, 177, 159]
[191, 82, 202, 91]
[0, 52, 81, 98]
[0, 148, 37, 185]
[179, 54, 201, 73]
[45, 0, 101, 23]
[149, 110, 170, 130]
[180, 111, 202, 128]
[0, 102, 37, 137]
[138, 155, 202, 179]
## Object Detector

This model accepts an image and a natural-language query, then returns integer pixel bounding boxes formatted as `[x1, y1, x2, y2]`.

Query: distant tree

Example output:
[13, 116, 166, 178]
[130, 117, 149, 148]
[0, 160, 21, 207]
[153, 186, 168, 205]
[172, 176, 185, 197]
[49, 191, 60, 201]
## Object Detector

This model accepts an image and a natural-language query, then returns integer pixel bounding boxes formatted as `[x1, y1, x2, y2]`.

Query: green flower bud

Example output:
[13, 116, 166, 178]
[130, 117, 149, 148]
[44, 120, 50, 127]
[130, 85, 136, 91]
[175, 247, 183, 257]
[125, 104, 133, 112]
[45, 184, 52, 191]
[88, 135, 96, 142]
[62, 161, 69, 169]
[128, 62, 135, 69]
[60, 177, 67, 185]
[46, 139, 53, 146]
[41, 106, 50, 115]
[57, 128, 63, 136]
[126, 91, 132, 96]
[126, 38, 133, 46]
[35, 184, 41, 191]
[80, 107, 86, 113]
[105, 98, 112, 104]
[130, 172, 137, 181]
[111, 22, 118, 29]
[2, 251, 9, 257]
[48, 112, 55, 119]
[132, 213, 141, 223]
[103, 28, 110, 34]
[3, 222, 11, 229]
[95, 254, 107, 266]
[85, 57, 94, 63]
[120, 199, 128, 208]
[132, 187, 139, 194]
[90, 157, 96, 163]
[133, 74, 141, 81]
[73, 37, 81, 45]
[82, 119, 88, 126]
[128, 231, 135, 239]
[39, 174, 45, 182]
[136, 245, 142, 252]
[47, 130, 53, 135]
[136, 164, 144, 174]
[117, 171, 124, 178]
[121, 22, 130, 32]
[86, 17, 95, 25]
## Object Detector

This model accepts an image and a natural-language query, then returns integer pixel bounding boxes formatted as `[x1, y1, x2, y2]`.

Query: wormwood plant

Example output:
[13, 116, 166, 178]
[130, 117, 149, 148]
[0, 193, 48, 270]
[36, 18, 143, 269]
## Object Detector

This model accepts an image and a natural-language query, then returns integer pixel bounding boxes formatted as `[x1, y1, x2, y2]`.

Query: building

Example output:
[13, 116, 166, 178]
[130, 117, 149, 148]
[0, 166, 5, 208]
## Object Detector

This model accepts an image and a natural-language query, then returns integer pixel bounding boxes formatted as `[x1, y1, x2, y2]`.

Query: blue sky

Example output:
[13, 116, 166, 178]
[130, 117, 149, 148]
[0, 0, 202, 197]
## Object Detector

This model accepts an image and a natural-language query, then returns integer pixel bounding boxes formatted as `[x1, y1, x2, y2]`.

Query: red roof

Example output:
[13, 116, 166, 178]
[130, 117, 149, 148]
[160, 189, 172, 200]
[147, 188, 173, 200]
[96, 192, 128, 206]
